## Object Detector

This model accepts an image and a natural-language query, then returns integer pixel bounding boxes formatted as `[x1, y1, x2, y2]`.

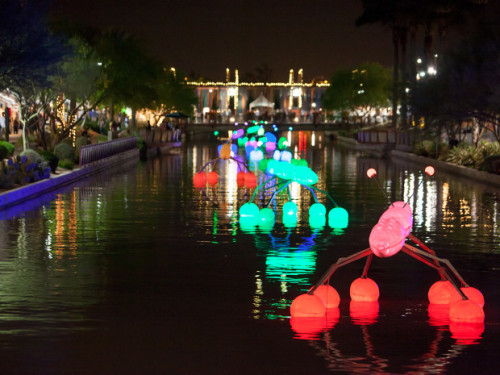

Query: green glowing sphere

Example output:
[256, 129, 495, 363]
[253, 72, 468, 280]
[309, 203, 326, 218]
[258, 207, 275, 225]
[328, 207, 349, 229]
[214, 131, 219, 136]
[239, 216, 258, 231]
[239, 202, 259, 218]
[258, 158, 269, 172]
[282, 201, 298, 218]
[247, 125, 260, 134]
[309, 215, 326, 228]
[278, 137, 288, 150]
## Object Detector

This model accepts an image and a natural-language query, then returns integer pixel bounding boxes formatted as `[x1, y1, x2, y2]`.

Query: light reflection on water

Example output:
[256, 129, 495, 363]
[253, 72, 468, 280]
[0, 131, 497, 373]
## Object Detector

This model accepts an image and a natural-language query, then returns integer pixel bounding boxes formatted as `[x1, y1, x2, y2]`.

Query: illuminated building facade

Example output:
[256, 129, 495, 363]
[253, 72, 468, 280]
[187, 69, 330, 123]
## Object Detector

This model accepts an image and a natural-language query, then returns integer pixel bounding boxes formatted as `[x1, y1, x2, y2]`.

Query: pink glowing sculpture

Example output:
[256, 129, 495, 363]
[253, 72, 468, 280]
[290, 166, 485, 325]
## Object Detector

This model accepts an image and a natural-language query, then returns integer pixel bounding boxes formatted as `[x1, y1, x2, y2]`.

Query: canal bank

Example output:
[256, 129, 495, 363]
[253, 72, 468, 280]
[335, 134, 500, 190]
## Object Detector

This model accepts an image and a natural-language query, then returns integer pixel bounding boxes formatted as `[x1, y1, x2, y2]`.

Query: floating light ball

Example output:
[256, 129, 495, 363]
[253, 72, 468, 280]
[247, 125, 260, 134]
[239, 216, 258, 232]
[213, 130, 219, 136]
[258, 158, 269, 172]
[232, 128, 245, 139]
[283, 201, 298, 218]
[219, 143, 232, 159]
[265, 141, 276, 153]
[249, 149, 264, 162]
[309, 215, 326, 228]
[265, 132, 277, 143]
[290, 293, 326, 317]
[350, 277, 379, 302]
[367, 168, 377, 178]
[272, 150, 282, 161]
[281, 150, 292, 162]
[309, 203, 326, 219]
[449, 300, 484, 323]
[278, 137, 288, 150]
[313, 285, 340, 308]
[448, 286, 485, 308]
[350, 301, 379, 325]
[207, 171, 218, 185]
[236, 171, 246, 187]
[239, 202, 259, 218]
[257, 127, 265, 136]
[425, 165, 435, 176]
[244, 172, 257, 188]
[193, 172, 206, 188]
[428, 280, 456, 304]
[257, 207, 275, 226]
[328, 207, 349, 229]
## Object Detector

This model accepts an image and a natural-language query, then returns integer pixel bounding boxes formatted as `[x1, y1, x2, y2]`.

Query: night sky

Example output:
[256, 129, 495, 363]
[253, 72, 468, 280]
[52, 0, 393, 82]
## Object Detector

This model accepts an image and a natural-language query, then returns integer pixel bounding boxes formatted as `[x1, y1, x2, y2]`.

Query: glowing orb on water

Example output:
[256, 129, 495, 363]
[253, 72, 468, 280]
[428, 280, 455, 304]
[350, 277, 379, 302]
[328, 207, 349, 229]
[449, 286, 485, 308]
[207, 171, 218, 185]
[313, 285, 340, 308]
[290, 293, 326, 318]
[449, 300, 484, 323]
[239, 202, 259, 218]
[309, 203, 326, 218]
[350, 301, 379, 325]
[257, 207, 275, 226]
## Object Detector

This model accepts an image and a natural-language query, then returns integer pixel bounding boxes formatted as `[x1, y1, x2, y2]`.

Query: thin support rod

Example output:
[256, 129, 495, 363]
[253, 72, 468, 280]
[407, 233, 446, 279]
[266, 181, 291, 207]
[361, 254, 374, 278]
[230, 157, 249, 173]
[308, 248, 373, 294]
[403, 244, 469, 300]
[302, 184, 319, 203]
[311, 186, 339, 207]
[248, 176, 277, 202]
[199, 159, 219, 173]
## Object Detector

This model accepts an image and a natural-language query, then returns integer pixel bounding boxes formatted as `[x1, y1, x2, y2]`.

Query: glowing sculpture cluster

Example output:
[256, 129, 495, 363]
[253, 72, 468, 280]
[290, 166, 485, 340]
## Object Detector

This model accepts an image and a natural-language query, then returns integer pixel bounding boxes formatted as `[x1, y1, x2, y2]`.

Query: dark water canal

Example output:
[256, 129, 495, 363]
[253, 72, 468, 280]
[0, 131, 498, 374]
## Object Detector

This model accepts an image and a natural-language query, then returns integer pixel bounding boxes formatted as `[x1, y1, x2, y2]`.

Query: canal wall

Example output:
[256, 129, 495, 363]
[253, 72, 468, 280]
[391, 150, 500, 190]
[0, 148, 139, 210]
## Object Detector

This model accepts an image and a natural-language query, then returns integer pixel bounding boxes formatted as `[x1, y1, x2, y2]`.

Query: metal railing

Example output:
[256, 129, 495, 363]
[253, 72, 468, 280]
[79, 137, 138, 167]
[357, 130, 413, 146]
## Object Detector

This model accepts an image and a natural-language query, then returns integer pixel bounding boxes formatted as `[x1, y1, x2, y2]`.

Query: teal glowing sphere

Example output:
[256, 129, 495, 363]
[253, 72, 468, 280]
[328, 207, 349, 229]
[258, 207, 275, 226]
[309, 203, 326, 218]
[239, 202, 259, 218]
[214, 130, 219, 136]
[283, 215, 298, 228]
[239, 216, 258, 231]
[247, 125, 260, 134]
[258, 136, 268, 144]
[282, 201, 298, 218]
[309, 215, 326, 228]
[278, 137, 288, 150]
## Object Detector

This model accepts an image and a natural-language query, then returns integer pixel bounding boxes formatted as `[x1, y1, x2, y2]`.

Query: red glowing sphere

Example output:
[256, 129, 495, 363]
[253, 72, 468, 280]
[350, 277, 379, 302]
[350, 301, 379, 325]
[236, 171, 246, 187]
[428, 280, 455, 304]
[290, 293, 326, 318]
[366, 168, 377, 178]
[313, 285, 340, 309]
[449, 300, 484, 323]
[244, 172, 257, 188]
[425, 165, 435, 176]
[449, 321, 484, 345]
[193, 172, 206, 188]
[448, 286, 485, 308]
[207, 171, 218, 185]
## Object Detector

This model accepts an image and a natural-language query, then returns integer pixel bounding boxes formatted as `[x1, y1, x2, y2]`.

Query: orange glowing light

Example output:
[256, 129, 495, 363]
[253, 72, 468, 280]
[207, 171, 218, 185]
[244, 172, 257, 188]
[350, 277, 379, 302]
[193, 172, 207, 188]
[425, 165, 435, 176]
[290, 293, 326, 317]
[428, 280, 455, 304]
[449, 300, 484, 323]
[448, 286, 485, 308]
[313, 284, 340, 309]
[366, 168, 377, 178]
